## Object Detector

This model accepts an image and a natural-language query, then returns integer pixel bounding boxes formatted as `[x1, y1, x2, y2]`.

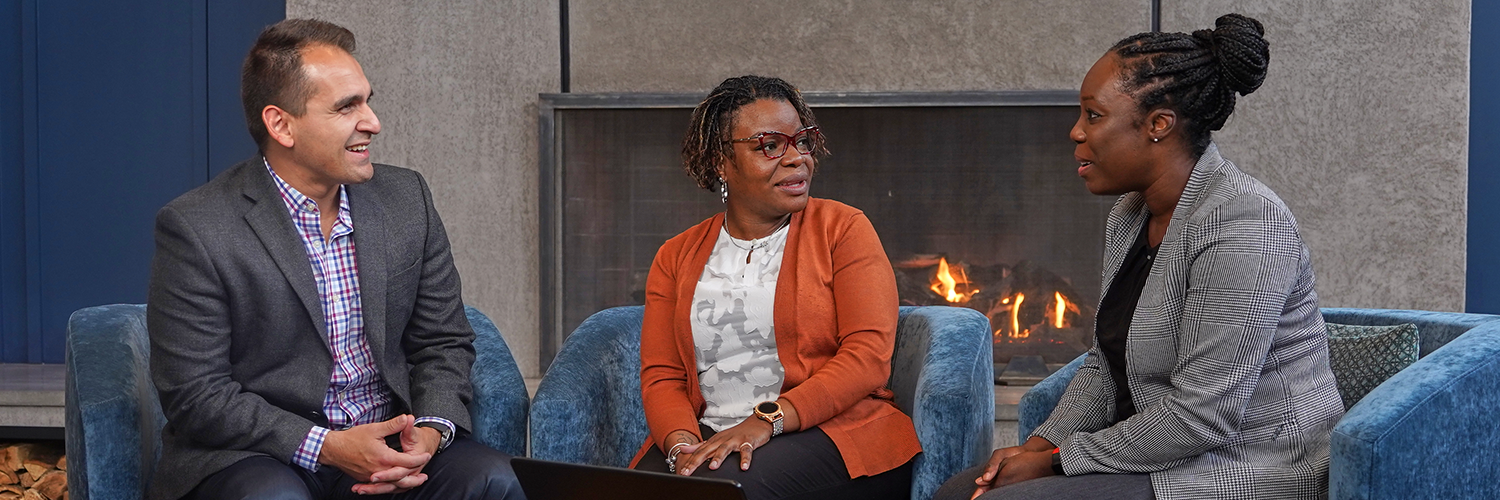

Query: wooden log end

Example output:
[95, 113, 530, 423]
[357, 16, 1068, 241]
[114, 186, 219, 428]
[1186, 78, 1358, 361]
[33, 470, 65, 500]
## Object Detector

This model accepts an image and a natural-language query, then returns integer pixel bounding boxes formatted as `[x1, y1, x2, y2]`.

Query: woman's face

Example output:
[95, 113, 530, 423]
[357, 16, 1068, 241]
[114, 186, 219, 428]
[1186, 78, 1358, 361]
[720, 98, 815, 220]
[1070, 53, 1158, 196]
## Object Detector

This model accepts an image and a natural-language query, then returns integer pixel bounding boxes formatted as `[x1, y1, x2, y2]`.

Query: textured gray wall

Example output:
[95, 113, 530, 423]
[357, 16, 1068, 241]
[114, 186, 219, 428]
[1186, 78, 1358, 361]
[1162, 2, 1470, 310]
[280, 0, 1470, 375]
[287, 0, 559, 376]
[570, 0, 1148, 92]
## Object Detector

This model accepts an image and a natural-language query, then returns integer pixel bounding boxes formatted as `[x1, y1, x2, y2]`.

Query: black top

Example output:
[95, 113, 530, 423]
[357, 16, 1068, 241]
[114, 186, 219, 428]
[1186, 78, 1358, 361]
[1095, 221, 1157, 423]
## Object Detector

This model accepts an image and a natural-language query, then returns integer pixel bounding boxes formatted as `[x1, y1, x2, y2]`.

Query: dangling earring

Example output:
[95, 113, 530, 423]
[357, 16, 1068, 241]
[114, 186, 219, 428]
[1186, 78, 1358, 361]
[719, 177, 728, 203]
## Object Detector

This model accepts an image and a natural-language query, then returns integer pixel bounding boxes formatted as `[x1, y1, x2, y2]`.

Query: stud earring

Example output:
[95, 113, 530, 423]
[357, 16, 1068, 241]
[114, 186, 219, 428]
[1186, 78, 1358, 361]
[719, 177, 728, 203]
[1152, 137, 1159, 143]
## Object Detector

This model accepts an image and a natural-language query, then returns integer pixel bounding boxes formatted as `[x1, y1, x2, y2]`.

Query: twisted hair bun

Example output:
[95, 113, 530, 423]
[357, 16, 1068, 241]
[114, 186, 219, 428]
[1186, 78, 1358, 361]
[1110, 13, 1271, 156]
[1197, 13, 1269, 96]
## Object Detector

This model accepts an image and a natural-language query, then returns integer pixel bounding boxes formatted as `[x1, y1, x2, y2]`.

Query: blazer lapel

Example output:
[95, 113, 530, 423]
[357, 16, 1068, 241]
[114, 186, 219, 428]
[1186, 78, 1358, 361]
[240, 164, 329, 347]
[348, 183, 389, 364]
[1100, 193, 1147, 300]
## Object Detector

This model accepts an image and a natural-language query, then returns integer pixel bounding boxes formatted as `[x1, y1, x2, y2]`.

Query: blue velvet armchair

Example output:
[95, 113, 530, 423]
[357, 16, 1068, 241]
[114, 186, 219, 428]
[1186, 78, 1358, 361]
[1017, 308, 1500, 500]
[63, 304, 530, 500]
[528, 305, 995, 500]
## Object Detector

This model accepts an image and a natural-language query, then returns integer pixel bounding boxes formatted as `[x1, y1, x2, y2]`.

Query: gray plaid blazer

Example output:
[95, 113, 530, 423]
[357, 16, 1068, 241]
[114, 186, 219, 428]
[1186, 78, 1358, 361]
[1032, 144, 1345, 499]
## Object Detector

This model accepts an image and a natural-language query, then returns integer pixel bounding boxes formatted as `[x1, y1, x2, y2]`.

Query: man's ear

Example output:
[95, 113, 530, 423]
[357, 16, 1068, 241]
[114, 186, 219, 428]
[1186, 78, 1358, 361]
[262, 105, 295, 149]
[1147, 108, 1177, 142]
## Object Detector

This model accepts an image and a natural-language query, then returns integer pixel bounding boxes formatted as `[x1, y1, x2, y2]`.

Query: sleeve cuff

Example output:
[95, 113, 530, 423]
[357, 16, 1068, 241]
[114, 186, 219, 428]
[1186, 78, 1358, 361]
[293, 426, 329, 471]
[414, 416, 456, 450]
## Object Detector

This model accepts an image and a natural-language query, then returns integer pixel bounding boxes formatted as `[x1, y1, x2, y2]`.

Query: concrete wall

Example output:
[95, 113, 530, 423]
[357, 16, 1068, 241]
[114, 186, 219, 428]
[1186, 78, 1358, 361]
[1162, 1, 1470, 311]
[569, 1, 1146, 92]
[284, 0, 1470, 373]
[288, 0, 559, 376]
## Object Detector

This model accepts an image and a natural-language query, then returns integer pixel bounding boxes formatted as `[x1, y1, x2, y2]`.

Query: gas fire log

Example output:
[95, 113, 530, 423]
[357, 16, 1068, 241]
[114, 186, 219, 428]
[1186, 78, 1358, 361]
[1, 468, 16, 485]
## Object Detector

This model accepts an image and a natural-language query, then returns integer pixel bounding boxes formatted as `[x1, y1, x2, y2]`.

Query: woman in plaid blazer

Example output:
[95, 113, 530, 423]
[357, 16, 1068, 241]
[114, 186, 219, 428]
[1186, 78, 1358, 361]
[937, 13, 1344, 500]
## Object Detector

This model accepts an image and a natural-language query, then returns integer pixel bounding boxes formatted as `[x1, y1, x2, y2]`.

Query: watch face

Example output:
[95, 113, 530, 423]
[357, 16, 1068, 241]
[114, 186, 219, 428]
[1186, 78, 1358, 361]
[757, 401, 780, 415]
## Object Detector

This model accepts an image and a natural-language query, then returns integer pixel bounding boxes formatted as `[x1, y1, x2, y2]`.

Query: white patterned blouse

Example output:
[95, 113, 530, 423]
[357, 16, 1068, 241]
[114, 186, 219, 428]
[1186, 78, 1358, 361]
[691, 222, 790, 432]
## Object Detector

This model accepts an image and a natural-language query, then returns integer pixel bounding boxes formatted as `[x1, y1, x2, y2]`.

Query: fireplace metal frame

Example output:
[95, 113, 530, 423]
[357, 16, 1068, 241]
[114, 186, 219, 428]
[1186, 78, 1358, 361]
[537, 90, 1078, 369]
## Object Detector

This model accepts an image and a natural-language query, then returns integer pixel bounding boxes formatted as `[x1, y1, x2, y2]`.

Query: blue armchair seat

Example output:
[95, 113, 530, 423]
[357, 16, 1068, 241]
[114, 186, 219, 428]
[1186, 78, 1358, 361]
[64, 304, 530, 500]
[528, 305, 995, 500]
[1017, 308, 1500, 500]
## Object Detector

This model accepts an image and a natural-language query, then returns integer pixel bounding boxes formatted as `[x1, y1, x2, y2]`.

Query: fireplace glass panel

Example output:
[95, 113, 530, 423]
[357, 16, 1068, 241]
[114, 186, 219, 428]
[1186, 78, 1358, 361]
[547, 95, 1113, 368]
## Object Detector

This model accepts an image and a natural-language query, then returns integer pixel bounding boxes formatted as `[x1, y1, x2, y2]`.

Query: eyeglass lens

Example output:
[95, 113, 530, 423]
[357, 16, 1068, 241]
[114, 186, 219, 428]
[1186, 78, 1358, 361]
[759, 128, 817, 159]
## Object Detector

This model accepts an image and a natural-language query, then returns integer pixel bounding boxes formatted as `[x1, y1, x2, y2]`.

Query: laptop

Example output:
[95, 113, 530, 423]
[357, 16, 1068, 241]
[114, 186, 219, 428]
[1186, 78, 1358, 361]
[512, 457, 747, 500]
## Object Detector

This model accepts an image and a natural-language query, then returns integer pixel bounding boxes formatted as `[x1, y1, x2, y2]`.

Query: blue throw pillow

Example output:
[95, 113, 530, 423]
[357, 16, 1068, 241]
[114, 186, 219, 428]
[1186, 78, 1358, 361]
[1326, 322, 1420, 410]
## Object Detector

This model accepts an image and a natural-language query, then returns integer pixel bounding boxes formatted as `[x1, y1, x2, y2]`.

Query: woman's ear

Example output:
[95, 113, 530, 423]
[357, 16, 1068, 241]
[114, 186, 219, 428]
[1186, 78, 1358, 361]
[1147, 108, 1177, 142]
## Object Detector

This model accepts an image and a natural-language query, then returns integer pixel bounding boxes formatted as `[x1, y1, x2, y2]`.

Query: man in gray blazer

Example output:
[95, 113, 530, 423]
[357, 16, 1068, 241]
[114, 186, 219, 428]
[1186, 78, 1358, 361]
[147, 19, 523, 500]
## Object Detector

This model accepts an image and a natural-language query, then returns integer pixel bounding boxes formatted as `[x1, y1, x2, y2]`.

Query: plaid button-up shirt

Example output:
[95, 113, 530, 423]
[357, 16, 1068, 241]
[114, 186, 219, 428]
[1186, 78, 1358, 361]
[265, 160, 452, 471]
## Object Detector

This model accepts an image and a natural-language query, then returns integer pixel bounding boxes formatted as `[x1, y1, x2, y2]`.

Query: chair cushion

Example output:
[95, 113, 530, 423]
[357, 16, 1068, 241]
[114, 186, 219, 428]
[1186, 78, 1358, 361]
[1326, 322, 1420, 410]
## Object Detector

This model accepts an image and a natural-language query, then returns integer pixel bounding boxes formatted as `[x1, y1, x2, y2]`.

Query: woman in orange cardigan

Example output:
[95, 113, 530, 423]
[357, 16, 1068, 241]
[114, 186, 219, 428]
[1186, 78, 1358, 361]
[628, 75, 921, 500]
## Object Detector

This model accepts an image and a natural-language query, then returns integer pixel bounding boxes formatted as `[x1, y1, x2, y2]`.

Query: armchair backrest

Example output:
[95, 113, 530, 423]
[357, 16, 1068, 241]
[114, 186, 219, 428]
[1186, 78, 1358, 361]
[1320, 308, 1500, 357]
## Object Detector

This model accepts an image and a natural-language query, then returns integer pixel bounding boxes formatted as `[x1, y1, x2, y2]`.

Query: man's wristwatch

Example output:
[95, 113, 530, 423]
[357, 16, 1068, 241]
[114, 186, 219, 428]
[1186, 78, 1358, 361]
[753, 401, 785, 437]
[415, 422, 455, 453]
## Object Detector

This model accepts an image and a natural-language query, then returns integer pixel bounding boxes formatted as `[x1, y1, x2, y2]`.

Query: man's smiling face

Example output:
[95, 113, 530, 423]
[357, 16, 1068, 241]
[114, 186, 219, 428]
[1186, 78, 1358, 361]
[284, 43, 381, 186]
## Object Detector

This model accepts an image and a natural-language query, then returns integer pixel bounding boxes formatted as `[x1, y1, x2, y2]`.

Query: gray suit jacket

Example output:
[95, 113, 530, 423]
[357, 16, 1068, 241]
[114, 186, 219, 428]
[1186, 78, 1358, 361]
[1032, 144, 1345, 499]
[146, 158, 476, 500]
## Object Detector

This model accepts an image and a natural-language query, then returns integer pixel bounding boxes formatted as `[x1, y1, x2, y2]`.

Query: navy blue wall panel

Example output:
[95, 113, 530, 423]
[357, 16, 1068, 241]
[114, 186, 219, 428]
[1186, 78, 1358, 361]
[208, 1, 282, 177]
[1470, 1, 1499, 313]
[33, 1, 208, 363]
[0, 1, 283, 363]
[1, 0, 32, 361]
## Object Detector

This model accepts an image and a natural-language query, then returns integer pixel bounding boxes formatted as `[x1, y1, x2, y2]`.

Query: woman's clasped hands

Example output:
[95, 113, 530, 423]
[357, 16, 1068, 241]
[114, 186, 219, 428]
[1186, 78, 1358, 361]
[970, 436, 1059, 499]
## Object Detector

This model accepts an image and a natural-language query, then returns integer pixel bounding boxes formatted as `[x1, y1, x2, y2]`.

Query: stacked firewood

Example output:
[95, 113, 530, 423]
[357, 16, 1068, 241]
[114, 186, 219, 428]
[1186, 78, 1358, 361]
[0, 443, 66, 500]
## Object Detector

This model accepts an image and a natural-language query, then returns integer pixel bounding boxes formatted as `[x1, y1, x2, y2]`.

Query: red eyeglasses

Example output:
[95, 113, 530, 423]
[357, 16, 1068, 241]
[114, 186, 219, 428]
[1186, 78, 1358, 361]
[729, 126, 821, 159]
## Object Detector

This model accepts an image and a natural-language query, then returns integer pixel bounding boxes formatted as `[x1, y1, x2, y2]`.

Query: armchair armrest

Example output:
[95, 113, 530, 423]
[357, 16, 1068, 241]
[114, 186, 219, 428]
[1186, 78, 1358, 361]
[465, 305, 530, 457]
[1330, 321, 1500, 499]
[890, 306, 994, 500]
[65, 304, 164, 500]
[529, 306, 649, 466]
[1016, 353, 1086, 443]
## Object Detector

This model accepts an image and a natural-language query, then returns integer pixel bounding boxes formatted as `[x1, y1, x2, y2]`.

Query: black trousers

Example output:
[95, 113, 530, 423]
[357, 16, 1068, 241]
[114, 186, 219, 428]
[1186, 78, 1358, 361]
[932, 464, 1155, 500]
[183, 438, 525, 500]
[633, 424, 913, 500]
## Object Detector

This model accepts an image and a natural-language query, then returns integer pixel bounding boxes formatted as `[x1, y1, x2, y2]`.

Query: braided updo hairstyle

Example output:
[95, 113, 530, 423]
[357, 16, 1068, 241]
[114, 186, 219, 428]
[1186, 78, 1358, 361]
[682, 75, 829, 193]
[1111, 13, 1270, 156]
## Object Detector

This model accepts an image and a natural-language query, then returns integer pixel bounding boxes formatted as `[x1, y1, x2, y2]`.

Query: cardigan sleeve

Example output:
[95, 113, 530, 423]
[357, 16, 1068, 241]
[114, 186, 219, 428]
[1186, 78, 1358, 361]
[639, 236, 705, 450]
[778, 213, 900, 429]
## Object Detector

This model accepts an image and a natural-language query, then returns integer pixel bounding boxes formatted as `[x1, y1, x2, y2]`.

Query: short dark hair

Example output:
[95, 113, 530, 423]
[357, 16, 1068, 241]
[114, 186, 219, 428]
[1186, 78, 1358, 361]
[1110, 13, 1270, 157]
[241, 19, 357, 150]
[681, 75, 829, 193]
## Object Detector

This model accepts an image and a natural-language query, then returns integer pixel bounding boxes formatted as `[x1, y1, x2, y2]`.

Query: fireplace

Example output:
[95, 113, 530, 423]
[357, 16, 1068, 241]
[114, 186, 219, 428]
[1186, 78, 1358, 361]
[538, 91, 1112, 371]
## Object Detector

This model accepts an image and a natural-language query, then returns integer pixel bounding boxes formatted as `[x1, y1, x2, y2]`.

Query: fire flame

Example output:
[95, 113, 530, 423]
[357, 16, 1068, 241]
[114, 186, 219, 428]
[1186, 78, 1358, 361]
[993, 290, 1081, 340]
[929, 257, 979, 303]
[1011, 293, 1026, 338]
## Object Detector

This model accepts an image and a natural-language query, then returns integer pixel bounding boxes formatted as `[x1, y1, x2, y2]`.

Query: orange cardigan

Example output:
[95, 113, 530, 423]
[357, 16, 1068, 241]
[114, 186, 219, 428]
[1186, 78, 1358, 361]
[630, 198, 922, 478]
